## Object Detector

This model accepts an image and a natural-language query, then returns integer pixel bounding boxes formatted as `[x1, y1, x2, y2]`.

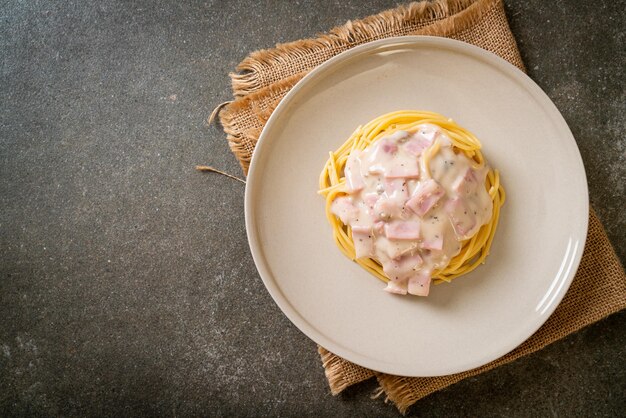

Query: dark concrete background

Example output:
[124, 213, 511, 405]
[1, 0, 624, 416]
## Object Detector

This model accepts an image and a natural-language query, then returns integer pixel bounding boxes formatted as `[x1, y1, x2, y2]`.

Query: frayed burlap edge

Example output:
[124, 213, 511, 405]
[318, 346, 377, 395]
[220, 73, 305, 172]
[230, 0, 499, 96]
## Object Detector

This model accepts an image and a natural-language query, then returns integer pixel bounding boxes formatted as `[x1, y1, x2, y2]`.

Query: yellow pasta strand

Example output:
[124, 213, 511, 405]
[318, 110, 506, 285]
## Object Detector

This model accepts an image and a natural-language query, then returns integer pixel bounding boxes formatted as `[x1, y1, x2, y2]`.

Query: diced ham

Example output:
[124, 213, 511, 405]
[365, 138, 398, 173]
[421, 235, 444, 251]
[351, 225, 371, 234]
[404, 136, 431, 156]
[403, 125, 440, 156]
[345, 152, 364, 192]
[384, 221, 420, 240]
[385, 163, 420, 179]
[406, 179, 445, 217]
[331, 196, 358, 225]
[382, 253, 423, 281]
[374, 197, 402, 220]
[364, 134, 423, 179]
[352, 229, 375, 259]
[384, 280, 408, 295]
[445, 197, 477, 239]
[407, 271, 432, 296]
[381, 139, 398, 154]
[452, 168, 478, 196]
[362, 193, 380, 210]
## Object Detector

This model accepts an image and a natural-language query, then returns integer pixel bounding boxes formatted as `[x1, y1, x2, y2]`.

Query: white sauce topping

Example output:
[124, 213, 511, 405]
[331, 124, 493, 296]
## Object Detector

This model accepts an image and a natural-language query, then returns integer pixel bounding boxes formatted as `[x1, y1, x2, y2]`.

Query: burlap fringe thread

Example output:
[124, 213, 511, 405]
[219, 74, 303, 171]
[318, 346, 376, 395]
[195, 165, 246, 184]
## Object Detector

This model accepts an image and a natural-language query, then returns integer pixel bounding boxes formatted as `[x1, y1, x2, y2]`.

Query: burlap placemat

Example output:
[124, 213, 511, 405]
[217, 0, 626, 413]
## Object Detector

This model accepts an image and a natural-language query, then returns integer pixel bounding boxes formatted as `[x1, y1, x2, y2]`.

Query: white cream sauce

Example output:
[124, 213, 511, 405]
[331, 124, 493, 296]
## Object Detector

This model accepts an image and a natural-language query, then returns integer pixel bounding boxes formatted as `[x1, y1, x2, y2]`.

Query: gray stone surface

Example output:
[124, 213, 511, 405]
[0, 0, 624, 416]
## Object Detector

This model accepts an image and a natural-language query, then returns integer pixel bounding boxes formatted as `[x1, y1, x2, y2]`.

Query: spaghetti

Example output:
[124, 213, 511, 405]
[318, 110, 505, 294]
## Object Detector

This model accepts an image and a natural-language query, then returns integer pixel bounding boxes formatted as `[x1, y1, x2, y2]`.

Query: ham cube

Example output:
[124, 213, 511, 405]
[452, 168, 478, 196]
[365, 138, 397, 173]
[352, 229, 375, 259]
[384, 163, 420, 179]
[384, 221, 420, 240]
[374, 197, 402, 220]
[362, 193, 380, 210]
[407, 271, 432, 296]
[351, 225, 371, 234]
[382, 253, 423, 281]
[404, 125, 439, 156]
[404, 136, 431, 156]
[406, 179, 445, 217]
[365, 136, 422, 178]
[384, 280, 408, 295]
[331, 196, 358, 225]
[445, 197, 477, 239]
[345, 152, 364, 192]
[381, 139, 398, 154]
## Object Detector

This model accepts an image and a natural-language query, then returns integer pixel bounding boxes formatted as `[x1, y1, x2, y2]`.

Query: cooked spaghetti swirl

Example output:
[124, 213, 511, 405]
[318, 110, 505, 289]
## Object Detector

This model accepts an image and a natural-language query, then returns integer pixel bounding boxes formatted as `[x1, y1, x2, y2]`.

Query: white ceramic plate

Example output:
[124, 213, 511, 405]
[245, 36, 588, 377]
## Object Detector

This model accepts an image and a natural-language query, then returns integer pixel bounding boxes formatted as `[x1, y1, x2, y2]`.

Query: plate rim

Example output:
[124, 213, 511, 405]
[244, 35, 589, 377]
